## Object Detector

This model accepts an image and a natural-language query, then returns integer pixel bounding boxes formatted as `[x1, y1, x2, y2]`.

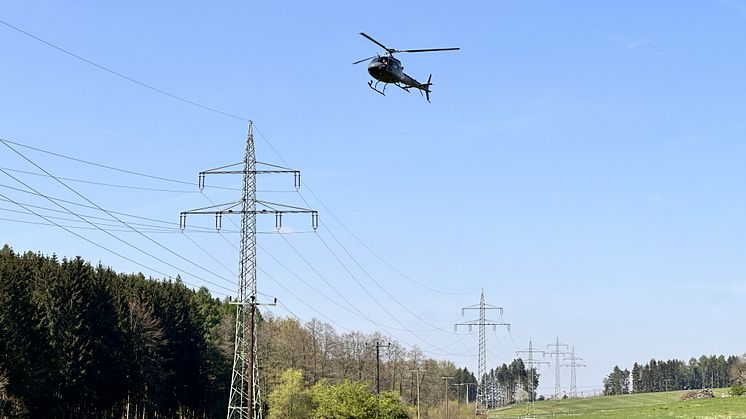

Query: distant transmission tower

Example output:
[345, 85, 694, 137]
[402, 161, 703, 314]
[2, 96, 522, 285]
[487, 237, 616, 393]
[545, 336, 569, 399]
[180, 122, 317, 419]
[562, 346, 586, 398]
[515, 339, 549, 406]
[454, 289, 509, 416]
[516, 338, 549, 416]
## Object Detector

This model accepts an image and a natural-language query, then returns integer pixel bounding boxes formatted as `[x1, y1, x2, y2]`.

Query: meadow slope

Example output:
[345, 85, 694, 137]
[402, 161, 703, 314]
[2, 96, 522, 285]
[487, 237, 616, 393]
[489, 389, 746, 418]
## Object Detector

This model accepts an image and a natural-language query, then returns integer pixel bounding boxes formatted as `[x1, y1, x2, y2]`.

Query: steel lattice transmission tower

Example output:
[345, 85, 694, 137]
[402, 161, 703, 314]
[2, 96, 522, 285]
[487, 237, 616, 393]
[562, 346, 586, 398]
[516, 338, 548, 415]
[180, 122, 317, 418]
[454, 289, 509, 416]
[545, 336, 569, 400]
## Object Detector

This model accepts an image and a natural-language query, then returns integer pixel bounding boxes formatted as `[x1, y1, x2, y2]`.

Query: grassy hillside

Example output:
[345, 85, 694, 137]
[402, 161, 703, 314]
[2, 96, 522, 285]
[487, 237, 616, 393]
[489, 389, 746, 418]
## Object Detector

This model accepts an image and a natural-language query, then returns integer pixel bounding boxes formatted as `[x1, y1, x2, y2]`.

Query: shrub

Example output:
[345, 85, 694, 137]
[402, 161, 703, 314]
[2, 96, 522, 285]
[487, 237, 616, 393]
[730, 383, 746, 397]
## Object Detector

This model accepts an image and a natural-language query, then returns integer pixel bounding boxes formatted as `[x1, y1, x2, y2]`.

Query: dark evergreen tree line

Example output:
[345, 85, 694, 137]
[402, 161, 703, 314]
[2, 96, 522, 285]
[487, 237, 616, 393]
[483, 359, 539, 407]
[0, 246, 232, 418]
[605, 354, 741, 395]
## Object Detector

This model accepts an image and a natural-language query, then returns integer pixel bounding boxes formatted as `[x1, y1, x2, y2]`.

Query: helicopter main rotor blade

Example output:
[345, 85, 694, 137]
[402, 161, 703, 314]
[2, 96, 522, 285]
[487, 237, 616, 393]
[396, 47, 461, 53]
[352, 55, 377, 65]
[359, 32, 392, 52]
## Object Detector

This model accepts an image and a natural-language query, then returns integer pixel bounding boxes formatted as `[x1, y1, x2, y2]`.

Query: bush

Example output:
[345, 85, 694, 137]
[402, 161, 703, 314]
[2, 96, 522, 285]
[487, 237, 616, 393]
[730, 383, 746, 397]
[311, 379, 376, 418]
[267, 369, 313, 419]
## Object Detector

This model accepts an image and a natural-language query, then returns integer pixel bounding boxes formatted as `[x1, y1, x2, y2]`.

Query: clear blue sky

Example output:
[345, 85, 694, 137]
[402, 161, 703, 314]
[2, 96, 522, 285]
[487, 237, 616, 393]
[2, 0, 746, 395]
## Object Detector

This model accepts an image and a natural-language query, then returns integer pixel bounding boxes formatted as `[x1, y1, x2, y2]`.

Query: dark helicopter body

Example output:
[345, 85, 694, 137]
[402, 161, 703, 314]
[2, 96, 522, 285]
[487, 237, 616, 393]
[365, 55, 433, 100]
[353, 33, 458, 102]
[367, 56, 403, 84]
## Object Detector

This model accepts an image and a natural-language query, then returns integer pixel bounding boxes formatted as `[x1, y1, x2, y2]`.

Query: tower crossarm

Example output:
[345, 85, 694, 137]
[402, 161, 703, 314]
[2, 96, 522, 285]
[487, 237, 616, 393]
[563, 350, 584, 363]
[461, 303, 503, 316]
[561, 362, 587, 368]
[515, 339, 546, 359]
[454, 320, 510, 333]
[180, 201, 318, 231]
[198, 161, 302, 189]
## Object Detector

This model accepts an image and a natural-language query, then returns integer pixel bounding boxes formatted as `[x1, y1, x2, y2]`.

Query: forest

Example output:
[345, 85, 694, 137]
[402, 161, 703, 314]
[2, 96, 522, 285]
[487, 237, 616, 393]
[603, 354, 746, 395]
[0, 246, 538, 418]
[0, 245, 231, 417]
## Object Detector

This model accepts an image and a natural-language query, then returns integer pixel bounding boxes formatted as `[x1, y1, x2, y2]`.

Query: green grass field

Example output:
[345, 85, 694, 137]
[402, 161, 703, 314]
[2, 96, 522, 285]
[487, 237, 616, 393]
[488, 389, 746, 418]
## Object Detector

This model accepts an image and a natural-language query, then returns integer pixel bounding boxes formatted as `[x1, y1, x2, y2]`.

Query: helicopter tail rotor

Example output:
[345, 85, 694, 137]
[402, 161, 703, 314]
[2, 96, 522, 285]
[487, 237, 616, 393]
[422, 74, 433, 103]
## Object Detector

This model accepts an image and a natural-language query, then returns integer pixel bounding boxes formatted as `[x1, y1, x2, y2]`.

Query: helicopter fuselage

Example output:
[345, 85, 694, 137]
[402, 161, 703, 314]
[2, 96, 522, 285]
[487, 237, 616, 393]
[367, 56, 420, 87]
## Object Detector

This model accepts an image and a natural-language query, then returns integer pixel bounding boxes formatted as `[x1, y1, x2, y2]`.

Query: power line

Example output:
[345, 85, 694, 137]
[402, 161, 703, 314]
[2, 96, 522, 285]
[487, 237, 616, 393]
[298, 188, 478, 297]
[0, 137, 240, 191]
[181, 231, 236, 277]
[485, 329, 515, 361]
[234, 130, 477, 356]
[253, 125, 477, 298]
[310, 230, 474, 357]
[274, 233, 413, 333]
[259, 239, 473, 359]
[8, 128, 472, 334]
[315, 223, 458, 333]
[273, 300, 303, 323]
[0, 200, 309, 235]
[262, 235, 472, 358]
[0, 166, 203, 193]
[204, 192, 371, 335]
[0, 183, 218, 230]
[198, 193, 378, 334]
[189, 141, 480, 353]
[249, 128, 488, 354]
[257, 265, 352, 333]
[1, 140, 235, 286]
[200, 192, 392, 337]
[1, 16, 478, 356]
[0, 190, 230, 297]
[3, 16, 475, 301]
[0, 214, 176, 234]
[0, 164, 236, 294]
[0, 214, 300, 234]
[0, 19, 249, 122]
[0, 202, 184, 232]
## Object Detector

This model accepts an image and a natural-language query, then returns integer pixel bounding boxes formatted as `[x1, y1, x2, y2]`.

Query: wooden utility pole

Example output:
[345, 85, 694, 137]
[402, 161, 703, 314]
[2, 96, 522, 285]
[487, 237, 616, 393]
[442, 376, 453, 419]
[374, 341, 391, 419]
[410, 369, 426, 419]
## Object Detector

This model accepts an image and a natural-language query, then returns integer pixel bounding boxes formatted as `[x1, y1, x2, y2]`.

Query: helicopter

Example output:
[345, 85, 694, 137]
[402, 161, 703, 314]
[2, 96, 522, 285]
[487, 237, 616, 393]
[353, 32, 459, 102]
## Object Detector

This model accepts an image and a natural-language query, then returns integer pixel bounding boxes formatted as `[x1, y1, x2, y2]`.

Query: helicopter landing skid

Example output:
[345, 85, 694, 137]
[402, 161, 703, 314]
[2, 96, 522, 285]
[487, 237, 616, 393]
[368, 80, 387, 96]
